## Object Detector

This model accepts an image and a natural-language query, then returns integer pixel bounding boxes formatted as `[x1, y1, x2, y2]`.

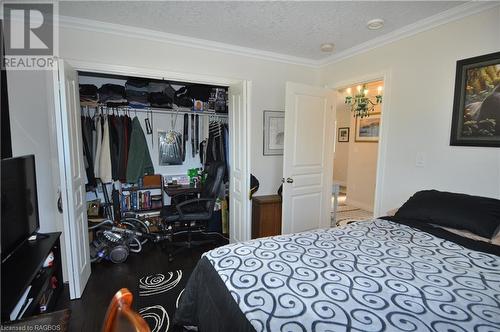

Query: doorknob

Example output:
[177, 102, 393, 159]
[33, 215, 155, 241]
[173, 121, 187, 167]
[286, 177, 294, 183]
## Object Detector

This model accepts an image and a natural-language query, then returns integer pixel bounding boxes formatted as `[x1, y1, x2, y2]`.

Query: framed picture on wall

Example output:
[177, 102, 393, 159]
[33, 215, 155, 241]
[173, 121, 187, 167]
[355, 113, 381, 142]
[263, 110, 285, 155]
[450, 51, 500, 147]
[338, 127, 350, 142]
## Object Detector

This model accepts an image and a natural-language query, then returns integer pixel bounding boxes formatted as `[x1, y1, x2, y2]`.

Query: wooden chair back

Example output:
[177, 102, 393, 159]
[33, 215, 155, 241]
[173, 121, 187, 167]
[101, 288, 150, 332]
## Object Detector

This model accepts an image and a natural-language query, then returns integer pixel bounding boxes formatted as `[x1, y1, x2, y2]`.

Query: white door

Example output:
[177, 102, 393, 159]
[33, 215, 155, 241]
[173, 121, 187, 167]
[282, 82, 335, 234]
[228, 81, 251, 243]
[53, 59, 91, 299]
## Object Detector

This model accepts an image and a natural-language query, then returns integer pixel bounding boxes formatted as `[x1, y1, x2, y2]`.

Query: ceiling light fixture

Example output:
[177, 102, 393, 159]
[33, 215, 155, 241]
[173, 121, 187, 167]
[366, 18, 384, 30]
[345, 85, 383, 118]
[320, 43, 335, 53]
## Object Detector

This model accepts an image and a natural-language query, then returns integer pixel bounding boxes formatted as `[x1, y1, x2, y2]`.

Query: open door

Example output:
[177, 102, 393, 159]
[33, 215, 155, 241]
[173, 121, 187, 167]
[282, 82, 335, 234]
[228, 81, 251, 243]
[53, 59, 91, 299]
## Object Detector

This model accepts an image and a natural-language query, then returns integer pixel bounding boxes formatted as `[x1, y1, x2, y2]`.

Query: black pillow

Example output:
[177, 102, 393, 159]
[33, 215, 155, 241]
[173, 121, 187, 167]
[395, 190, 500, 238]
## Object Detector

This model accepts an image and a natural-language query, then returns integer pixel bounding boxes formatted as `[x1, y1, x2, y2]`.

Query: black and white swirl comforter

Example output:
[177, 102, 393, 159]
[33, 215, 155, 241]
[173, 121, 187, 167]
[204, 219, 500, 332]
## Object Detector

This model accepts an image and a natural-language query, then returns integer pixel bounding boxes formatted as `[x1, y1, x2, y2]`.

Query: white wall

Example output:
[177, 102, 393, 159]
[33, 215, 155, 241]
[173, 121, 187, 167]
[322, 8, 500, 214]
[58, 24, 319, 196]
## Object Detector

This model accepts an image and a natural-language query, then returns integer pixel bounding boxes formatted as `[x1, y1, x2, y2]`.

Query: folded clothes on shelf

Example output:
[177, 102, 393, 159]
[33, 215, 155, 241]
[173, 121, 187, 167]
[98, 84, 126, 103]
[126, 90, 150, 105]
[80, 84, 98, 99]
[174, 86, 194, 107]
[148, 82, 176, 99]
[149, 91, 173, 108]
[125, 78, 150, 92]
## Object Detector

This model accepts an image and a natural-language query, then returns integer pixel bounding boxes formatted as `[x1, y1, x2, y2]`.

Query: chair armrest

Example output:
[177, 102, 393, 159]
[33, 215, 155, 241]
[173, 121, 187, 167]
[175, 198, 215, 218]
[171, 192, 198, 205]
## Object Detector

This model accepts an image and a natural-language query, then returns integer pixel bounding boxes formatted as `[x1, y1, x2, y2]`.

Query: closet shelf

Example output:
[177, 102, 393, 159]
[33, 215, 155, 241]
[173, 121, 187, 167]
[81, 104, 228, 118]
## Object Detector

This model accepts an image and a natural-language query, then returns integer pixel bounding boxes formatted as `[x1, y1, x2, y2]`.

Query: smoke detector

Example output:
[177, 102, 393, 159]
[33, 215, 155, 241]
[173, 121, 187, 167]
[320, 43, 335, 53]
[366, 19, 384, 30]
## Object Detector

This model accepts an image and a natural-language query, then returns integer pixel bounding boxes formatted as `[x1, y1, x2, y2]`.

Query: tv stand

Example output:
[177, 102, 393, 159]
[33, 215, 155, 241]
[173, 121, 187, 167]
[1, 232, 63, 322]
[28, 233, 50, 241]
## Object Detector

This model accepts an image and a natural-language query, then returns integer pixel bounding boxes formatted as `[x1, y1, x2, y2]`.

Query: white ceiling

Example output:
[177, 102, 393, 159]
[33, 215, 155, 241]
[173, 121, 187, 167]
[60, 1, 466, 61]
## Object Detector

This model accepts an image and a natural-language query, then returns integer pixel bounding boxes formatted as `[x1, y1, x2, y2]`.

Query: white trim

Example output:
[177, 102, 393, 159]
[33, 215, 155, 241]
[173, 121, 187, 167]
[329, 69, 392, 219]
[245, 81, 253, 242]
[58, 16, 318, 68]
[66, 59, 240, 86]
[317, 1, 500, 67]
[54, 2, 498, 69]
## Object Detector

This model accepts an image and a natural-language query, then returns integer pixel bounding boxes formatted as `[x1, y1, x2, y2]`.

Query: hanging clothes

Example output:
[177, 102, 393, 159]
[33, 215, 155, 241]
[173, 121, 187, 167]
[118, 115, 131, 181]
[100, 116, 113, 183]
[126, 116, 154, 184]
[94, 115, 102, 178]
[182, 113, 188, 161]
[205, 120, 229, 181]
[195, 114, 199, 155]
[80, 115, 96, 187]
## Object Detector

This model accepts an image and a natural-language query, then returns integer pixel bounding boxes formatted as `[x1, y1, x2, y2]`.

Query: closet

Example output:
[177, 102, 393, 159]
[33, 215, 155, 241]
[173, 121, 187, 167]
[77, 71, 231, 244]
[53, 59, 250, 299]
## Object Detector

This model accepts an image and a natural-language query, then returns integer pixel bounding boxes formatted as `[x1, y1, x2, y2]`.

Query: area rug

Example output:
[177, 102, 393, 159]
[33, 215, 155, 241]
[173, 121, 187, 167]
[333, 208, 373, 227]
[137, 270, 190, 332]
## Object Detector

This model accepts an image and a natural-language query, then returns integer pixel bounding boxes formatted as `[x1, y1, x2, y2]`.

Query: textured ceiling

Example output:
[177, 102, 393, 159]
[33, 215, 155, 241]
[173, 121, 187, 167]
[60, 1, 465, 60]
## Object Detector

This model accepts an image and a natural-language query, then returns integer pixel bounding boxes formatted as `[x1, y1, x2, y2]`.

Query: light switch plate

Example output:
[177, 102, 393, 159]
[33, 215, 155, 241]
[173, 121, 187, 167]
[416, 153, 426, 167]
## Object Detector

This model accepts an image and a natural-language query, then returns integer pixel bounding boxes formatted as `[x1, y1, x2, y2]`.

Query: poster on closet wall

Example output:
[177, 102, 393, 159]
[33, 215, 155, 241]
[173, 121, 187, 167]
[263, 111, 284, 155]
[158, 130, 183, 165]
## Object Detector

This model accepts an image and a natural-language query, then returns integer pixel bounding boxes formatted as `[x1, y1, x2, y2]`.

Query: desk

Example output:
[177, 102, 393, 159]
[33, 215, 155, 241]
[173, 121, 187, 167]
[163, 184, 202, 197]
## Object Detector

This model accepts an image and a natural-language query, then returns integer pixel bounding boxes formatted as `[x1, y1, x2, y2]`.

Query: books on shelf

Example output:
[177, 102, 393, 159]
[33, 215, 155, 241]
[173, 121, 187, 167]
[121, 190, 162, 212]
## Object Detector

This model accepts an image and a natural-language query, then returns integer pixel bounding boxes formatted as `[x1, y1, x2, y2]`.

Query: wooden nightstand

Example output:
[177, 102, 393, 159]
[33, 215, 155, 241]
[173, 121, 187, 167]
[252, 195, 282, 239]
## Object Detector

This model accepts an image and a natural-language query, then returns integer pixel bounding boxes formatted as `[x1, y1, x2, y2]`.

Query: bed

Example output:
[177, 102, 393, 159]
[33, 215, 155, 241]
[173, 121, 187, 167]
[175, 191, 500, 332]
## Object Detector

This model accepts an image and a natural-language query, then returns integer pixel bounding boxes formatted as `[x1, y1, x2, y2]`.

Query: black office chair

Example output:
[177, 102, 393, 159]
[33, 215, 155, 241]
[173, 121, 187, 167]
[160, 162, 225, 261]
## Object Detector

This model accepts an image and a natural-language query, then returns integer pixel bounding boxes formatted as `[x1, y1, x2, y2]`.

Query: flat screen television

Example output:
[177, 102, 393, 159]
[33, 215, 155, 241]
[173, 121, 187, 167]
[1, 155, 40, 261]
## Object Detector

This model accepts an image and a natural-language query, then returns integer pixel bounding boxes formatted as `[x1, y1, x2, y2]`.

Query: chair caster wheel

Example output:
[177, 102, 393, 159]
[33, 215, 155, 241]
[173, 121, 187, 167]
[168, 255, 173, 263]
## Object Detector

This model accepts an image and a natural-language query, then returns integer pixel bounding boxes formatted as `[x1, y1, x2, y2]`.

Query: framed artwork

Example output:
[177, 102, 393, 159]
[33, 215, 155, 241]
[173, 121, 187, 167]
[263, 110, 285, 155]
[338, 127, 350, 142]
[355, 113, 381, 142]
[450, 51, 500, 147]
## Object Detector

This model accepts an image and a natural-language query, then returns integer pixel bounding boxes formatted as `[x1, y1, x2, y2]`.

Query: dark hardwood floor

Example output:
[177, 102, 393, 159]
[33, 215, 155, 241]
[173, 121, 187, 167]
[54, 239, 222, 331]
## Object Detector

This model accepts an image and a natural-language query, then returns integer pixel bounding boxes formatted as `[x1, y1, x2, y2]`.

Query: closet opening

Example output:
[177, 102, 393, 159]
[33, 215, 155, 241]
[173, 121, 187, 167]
[77, 70, 231, 266]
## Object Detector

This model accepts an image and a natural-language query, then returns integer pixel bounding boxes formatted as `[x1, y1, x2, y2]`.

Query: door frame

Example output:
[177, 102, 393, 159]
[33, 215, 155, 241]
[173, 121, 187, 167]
[328, 70, 391, 217]
[53, 59, 253, 285]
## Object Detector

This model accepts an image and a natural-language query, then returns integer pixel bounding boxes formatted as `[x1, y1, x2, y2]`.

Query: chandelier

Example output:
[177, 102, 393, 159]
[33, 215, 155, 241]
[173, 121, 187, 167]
[345, 85, 383, 118]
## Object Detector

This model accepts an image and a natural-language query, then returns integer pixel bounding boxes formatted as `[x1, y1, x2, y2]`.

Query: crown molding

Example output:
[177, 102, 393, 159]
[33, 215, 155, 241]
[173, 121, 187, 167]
[57, 15, 320, 68]
[17, 1, 496, 69]
[317, 1, 500, 67]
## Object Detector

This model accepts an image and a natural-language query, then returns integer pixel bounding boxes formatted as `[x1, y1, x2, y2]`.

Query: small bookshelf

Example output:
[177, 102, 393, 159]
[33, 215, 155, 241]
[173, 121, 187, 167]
[120, 188, 163, 214]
